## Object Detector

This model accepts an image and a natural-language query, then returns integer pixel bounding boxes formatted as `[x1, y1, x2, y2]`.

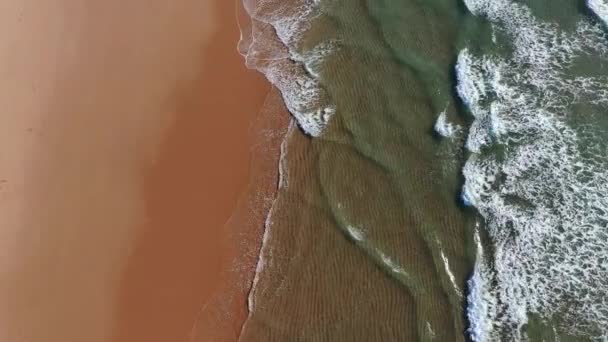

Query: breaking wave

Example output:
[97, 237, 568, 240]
[458, 0, 608, 340]
[589, 0, 608, 26]
[238, 0, 336, 136]
[434, 109, 461, 138]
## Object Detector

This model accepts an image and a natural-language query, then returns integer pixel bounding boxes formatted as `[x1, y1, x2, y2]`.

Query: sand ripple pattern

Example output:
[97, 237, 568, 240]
[239, 0, 472, 340]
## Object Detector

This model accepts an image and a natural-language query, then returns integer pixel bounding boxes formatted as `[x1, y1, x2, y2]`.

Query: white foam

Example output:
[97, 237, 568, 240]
[466, 226, 498, 342]
[345, 224, 365, 242]
[244, 118, 294, 317]
[240, 0, 337, 137]
[434, 109, 461, 138]
[426, 322, 436, 339]
[245, 196, 273, 314]
[340, 220, 412, 283]
[380, 252, 409, 278]
[589, 0, 608, 26]
[277, 120, 295, 190]
[440, 250, 462, 298]
[458, 1, 608, 339]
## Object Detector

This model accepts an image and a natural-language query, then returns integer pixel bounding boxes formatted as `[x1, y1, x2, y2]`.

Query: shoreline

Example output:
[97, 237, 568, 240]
[112, 0, 276, 340]
[239, 116, 294, 338]
[190, 88, 290, 342]
[0, 0, 281, 341]
[230, 2, 297, 338]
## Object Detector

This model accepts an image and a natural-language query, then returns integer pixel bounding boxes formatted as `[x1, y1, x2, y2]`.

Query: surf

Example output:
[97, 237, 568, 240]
[458, 0, 608, 340]
[238, 0, 336, 137]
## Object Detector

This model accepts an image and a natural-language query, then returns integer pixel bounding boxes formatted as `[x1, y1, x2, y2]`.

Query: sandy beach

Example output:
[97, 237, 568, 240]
[0, 0, 271, 341]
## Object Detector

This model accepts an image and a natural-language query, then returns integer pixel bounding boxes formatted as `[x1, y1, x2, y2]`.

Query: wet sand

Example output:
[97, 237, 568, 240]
[112, 0, 282, 340]
[0, 0, 272, 341]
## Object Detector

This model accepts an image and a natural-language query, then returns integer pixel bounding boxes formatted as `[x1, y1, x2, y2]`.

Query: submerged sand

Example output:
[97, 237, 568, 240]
[0, 0, 271, 341]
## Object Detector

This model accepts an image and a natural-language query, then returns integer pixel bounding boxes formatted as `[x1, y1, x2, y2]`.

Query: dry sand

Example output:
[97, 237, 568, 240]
[0, 0, 272, 341]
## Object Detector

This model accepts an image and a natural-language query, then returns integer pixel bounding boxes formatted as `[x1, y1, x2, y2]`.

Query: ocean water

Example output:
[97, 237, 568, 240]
[238, 0, 608, 341]
[459, 1, 608, 340]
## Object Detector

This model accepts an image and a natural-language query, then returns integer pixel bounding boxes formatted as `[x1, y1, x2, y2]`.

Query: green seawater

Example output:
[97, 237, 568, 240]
[241, 1, 476, 341]
[239, 0, 608, 341]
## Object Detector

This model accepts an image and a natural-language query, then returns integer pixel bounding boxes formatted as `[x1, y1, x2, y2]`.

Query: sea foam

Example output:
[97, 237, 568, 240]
[245, 119, 294, 315]
[589, 0, 608, 26]
[434, 109, 461, 138]
[459, 0, 608, 340]
[240, 0, 336, 137]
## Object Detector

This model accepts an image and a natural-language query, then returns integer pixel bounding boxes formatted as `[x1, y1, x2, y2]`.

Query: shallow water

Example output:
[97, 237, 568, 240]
[239, 0, 608, 341]
[239, 0, 473, 340]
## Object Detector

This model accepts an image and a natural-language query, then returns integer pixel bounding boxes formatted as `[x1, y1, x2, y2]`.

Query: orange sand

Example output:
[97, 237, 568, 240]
[0, 0, 273, 341]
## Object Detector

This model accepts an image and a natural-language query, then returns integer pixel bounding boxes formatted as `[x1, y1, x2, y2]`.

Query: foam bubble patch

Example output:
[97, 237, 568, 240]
[458, 1, 608, 340]
[589, 0, 608, 26]
[240, 0, 337, 137]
